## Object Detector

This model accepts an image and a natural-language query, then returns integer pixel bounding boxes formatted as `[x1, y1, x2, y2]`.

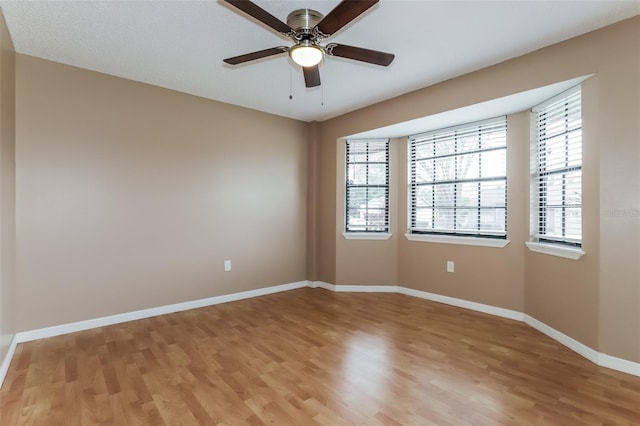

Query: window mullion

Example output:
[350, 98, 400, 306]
[454, 131, 458, 232]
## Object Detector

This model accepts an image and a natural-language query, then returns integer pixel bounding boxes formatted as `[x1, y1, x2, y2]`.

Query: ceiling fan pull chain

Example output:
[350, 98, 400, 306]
[289, 64, 293, 100]
[321, 71, 324, 106]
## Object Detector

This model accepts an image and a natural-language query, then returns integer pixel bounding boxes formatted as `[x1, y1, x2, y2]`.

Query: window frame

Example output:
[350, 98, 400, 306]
[407, 117, 508, 243]
[344, 139, 390, 238]
[530, 85, 584, 255]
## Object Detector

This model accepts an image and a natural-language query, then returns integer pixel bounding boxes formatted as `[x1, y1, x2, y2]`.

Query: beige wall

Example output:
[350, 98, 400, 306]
[595, 25, 640, 361]
[15, 55, 309, 331]
[306, 122, 319, 282]
[313, 123, 337, 283]
[0, 7, 16, 366]
[316, 17, 639, 361]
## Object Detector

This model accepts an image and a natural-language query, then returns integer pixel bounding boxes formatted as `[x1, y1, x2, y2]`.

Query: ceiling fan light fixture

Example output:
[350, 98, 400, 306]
[289, 43, 323, 67]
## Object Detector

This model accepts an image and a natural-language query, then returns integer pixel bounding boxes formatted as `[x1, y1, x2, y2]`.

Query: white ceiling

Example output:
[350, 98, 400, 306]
[1, 0, 638, 122]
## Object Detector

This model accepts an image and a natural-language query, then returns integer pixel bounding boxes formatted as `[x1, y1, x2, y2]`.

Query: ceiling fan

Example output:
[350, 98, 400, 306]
[222, 0, 395, 88]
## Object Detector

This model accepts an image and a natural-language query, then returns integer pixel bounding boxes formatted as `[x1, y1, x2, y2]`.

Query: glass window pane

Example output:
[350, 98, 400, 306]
[457, 207, 478, 232]
[346, 140, 389, 232]
[457, 182, 479, 207]
[481, 128, 507, 149]
[414, 159, 434, 183]
[433, 156, 455, 182]
[481, 208, 506, 232]
[348, 164, 368, 185]
[410, 118, 507, 236]
[565, 207, 581, 239]
[458, 133, 478, 153]
[434, 208, 454, 230]
[534, 88, 582, 245]
[414, 185, 433, 208]
[367, 163, 387, 185]
[564, 170, 581, 206]
[414, 141, 434, 159]
[434, 138, 455, 157]
[481, 150, 506, 178]
[433, 184, 455, 208]
[368, 148, 387, 163]
[413, 207, 433, 229]
[457, 153, 480, 180]
[480, 180, 506, 207]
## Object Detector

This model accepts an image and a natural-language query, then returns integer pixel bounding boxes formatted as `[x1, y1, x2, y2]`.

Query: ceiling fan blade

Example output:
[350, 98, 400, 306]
[316, 0, 378, 36]
[303, 65, 321, 88]
[223, 47, 288, 65]
[224, 0, 292, 34]
[327, 44, 394, 66]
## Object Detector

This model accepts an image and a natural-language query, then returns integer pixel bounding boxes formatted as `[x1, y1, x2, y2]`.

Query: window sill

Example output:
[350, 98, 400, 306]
[342, 232, 392, 240]
[525, 241, 585, 260]
[404, 233, 510, 248]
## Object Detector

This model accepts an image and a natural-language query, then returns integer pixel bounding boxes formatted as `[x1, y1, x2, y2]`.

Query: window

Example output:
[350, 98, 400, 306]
[531, 86, 582, 247]
[409, 117, 507, 238]
[345, 139, 389, 233]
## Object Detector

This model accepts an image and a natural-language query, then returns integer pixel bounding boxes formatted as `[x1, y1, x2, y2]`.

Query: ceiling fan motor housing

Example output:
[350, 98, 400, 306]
[287, 9, 323, 32]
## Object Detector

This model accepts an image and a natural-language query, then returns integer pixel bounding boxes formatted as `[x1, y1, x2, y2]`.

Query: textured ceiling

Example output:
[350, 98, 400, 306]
[1, 0, 638, 122]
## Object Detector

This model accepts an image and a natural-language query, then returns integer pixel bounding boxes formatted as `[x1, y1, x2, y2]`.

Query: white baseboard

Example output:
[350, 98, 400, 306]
[0, 334, 18, 390]
[398, 286, 524, 321]
[313, 282, 521, 320]
[525, 314, 640, 376]
[312, 281, 639, 377]
[16, 280, 310, 343]
[312, 281, 397, 293]
[7, 279, 639, 380]
[310, 281, 333, 291]
[524, 314, 600, 364]
[598, 352, 640, 376]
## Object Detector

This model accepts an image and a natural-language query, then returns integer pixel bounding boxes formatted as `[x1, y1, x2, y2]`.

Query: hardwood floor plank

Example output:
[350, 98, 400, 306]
[1, 288, 639, 425]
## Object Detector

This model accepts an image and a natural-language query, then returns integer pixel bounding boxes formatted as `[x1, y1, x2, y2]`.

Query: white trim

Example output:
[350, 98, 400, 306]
[312, 282, 639, 376]
[342, 232, 392, 240]
[0, 334, 18, 389]
[525, 241, 585, 260]
[334, 284, 398, 292]
[398, 287, 524, 321]
[16, 281, 310, 343]
[310, 282, 398, 293]
[7, 279, 638, 379]
[524, 314, 599, 364]
[532, 83, 582, 112]
[599, 353, 640, 376]
[405, 233, 510, 248]
[311, 281, 335, 291]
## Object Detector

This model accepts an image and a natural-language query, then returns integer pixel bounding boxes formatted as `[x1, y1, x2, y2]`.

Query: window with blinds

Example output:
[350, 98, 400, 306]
[532, 86, 582, 246]
[345, 139, 390, 233]
[409, 117, 507, 238]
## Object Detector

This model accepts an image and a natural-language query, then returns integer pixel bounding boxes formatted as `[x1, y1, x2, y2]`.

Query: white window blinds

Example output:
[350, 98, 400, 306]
[345, 139, 390, 233]
[409, 117, 507, 238]
[532, 86, 582, 246]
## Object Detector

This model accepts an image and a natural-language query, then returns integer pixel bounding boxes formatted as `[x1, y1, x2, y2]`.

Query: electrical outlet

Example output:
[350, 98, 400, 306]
[224, 260, 232, 272]
[447, 261, 454, 273]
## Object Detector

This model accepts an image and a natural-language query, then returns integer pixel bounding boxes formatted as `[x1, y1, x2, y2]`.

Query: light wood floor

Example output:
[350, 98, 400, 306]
[1, 288, 639, 425]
